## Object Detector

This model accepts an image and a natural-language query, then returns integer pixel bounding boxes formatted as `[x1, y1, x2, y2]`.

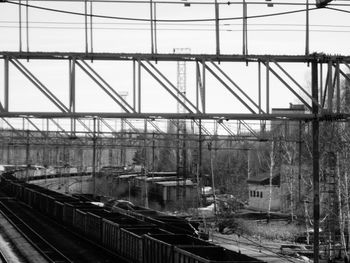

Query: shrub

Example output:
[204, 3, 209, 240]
[234, 219, 303, 242]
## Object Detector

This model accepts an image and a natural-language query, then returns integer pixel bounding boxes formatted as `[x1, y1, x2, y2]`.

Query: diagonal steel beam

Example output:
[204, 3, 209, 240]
[239, 120, 259, 138]
[124, 119, 140, 134]
[10, 59, 69, 112]
[204, 63, 256, 114]
[25, 118, 47, 138]
[261, 61, 312, 111]
[75, 60, 133, 113]
[49, 118, 92, 142]
[339, 67, 350, 84]
[218, 121, 236, 136]
[147, 119, 163, 134]
[0, 102, 5, 112]
[210, 61, 264, 114]
[193, 119, 211, 136]
[49, 118, 73, 138]
[79, 60, 135, 112]
[99, 118, 116, 133]
[143, 60, 199, 113]
[1, 117, 27, 140]
[274, 61, 322, 109]
[196, 62, 205, 113]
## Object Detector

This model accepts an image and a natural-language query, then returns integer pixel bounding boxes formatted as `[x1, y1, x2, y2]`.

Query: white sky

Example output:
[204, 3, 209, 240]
[0, 0, 349, 131]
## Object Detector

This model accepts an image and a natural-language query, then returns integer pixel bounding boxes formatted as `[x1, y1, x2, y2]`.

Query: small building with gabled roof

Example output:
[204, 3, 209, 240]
[247, 173, 281, 211]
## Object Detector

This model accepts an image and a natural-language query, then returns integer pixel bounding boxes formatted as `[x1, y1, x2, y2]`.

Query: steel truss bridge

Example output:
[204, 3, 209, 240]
[1, 51, 350, 262]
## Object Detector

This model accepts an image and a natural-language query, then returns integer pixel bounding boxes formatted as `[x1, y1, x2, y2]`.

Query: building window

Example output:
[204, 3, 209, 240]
[253, 191, 256, 197]
[260, 192, 263, 198]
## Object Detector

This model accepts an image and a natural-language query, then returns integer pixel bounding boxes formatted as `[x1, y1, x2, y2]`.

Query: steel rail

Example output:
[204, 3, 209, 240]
[0, 249, 9, 263]
[0, 201, 74, 263]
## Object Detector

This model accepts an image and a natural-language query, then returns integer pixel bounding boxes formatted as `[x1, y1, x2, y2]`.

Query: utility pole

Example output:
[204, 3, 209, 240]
[208, 142, 218, 222]
[92, 117, 97, 198]
[25, 129, 30, 181]
[312, 60, 320, 263]
[174, 48, 190, 207]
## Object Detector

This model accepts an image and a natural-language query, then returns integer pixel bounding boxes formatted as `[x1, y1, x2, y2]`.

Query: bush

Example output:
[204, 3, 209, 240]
[234, 219, 303, 242]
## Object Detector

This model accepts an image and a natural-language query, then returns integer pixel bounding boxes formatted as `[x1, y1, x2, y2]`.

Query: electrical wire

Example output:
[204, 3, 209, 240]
[5, 1, 320, 23]
[326, 6, 350, 14]
[2, 25, 350, 33]
[4, 0, 350, 7]
[2, 21, 350, 28]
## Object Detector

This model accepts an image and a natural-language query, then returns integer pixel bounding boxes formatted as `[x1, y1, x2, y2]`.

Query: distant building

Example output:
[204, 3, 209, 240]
[247, 173, 281, 211]
[247, 103, 308, 213]
[271, 103, 306, 139]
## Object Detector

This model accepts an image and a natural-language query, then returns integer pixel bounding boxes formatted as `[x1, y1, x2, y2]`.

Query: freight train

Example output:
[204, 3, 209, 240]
[0, 176, 264, 263]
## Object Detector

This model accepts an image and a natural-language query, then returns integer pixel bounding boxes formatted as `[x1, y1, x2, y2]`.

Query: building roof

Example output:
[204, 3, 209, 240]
[247, 173, 280, 186]
[272, 103, 306, 113]
[155, 180, 194, 187]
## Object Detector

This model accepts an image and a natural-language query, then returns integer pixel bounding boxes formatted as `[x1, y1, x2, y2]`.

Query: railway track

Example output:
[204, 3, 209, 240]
[0, 249, 9, 263]
[0, 201, 73, 263]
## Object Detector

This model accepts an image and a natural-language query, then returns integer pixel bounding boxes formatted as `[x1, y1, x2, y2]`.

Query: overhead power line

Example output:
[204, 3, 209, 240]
[2, 20, 350, 29]
[3, 0, 350, 7]
[326, 6, 350, 14]
[2, 25, 350, 34]
[5, 0, 322, 23]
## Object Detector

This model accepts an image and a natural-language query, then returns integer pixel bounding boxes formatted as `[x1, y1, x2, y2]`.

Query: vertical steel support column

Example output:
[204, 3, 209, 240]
[152, 132, 155, 172]
[144, 119, 147, 169]
[84, 0, 88, 54]
[199, 118, 202, 186]
[298, 120, 302, 202]
[144, 119, 148, 208]
[305, 0, 309, 55]
[153, 3, 157, 54]
[4, 58, 9, 111]
[18, 0, 22, 52]
[90, 1, 93, 54]
[320, 64, 323, 104]
[258, 61, 265, 136]
[242, 0, 248, 55]
[197, 118, 202, 207]
[336, 62, 340, 113]
[69, 59, 76, 135]
[312, 61, 320, 263]
[266, 61, 270, 114]
[92, 117, 96, 197]
[138, 60, 141, 113]
[327, 61, 333, 111]
[202, 60, 206, 114]
[196, 61, 199, 112]
[258, 61, 261, 114]
[133, 60, 136, 110]
[26, 0, 29, 53]
[214, 0, 220, 56]
[25, 129, 29, 181]
[150, 0, 154, 54]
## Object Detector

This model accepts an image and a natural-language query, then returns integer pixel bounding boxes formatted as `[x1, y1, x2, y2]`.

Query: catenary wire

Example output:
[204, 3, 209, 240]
[326, 6, 350, 14]
[5, 1, 320, 23]
[2, 25, 350, 33]
[4, 0, 350, 7]
[2, 21, 350, 28]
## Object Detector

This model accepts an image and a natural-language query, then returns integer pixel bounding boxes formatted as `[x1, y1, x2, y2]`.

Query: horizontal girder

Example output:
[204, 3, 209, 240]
[0, 112, 348, 121]
[1, 52, 350, 63]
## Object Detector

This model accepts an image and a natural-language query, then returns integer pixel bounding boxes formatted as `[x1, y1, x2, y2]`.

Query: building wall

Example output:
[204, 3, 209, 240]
[32, 175, 93, 194]
[0, 144, 135, 169]
[248, 184, 280, 211]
